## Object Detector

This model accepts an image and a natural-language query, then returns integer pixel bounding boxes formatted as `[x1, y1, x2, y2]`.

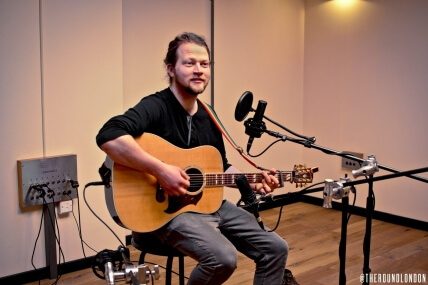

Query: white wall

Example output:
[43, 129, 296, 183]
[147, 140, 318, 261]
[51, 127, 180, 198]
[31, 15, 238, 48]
[122, 0, 211, 109]
[0, 0, 44, 276]
[303, 0, 428, 221]
[1, 0, 427, 279]
[214, 0, 307, 202]
[0, 0, 212, 278]
[40, 0, 125, 269]
[0, 0, 123, 277]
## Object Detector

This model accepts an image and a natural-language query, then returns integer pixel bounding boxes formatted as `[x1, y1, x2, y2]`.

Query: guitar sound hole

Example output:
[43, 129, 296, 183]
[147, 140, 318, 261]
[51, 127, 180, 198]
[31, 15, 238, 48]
[186, 167, 203, 193]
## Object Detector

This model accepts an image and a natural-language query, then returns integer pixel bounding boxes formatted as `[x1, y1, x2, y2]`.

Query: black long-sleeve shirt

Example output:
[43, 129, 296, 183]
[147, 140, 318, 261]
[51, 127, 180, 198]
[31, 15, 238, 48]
[96, 88, 231, 171]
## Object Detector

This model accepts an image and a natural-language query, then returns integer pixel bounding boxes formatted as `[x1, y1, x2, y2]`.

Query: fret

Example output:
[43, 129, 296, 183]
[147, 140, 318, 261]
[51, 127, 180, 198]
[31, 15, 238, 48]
[205, 171, 295, 187]
[250, 174, 258, 183]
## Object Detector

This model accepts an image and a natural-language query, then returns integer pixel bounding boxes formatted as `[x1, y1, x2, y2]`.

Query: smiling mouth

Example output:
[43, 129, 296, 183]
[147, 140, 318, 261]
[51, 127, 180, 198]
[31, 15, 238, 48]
[191, 78, 205, 84]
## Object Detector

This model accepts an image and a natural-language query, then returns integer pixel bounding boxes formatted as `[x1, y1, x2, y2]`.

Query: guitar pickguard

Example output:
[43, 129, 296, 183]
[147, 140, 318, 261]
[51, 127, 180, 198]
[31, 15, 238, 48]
[164, 166, 204, 214]
[164, 193, 203, 214]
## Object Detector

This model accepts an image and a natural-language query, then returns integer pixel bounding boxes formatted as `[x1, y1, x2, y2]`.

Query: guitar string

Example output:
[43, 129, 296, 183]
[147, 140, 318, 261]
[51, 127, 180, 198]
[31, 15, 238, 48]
[181, 173, 301, 184]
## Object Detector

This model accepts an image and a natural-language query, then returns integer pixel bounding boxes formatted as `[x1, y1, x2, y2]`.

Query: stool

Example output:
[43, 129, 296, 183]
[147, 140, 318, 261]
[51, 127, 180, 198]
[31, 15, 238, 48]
[131, 232, 186, 285]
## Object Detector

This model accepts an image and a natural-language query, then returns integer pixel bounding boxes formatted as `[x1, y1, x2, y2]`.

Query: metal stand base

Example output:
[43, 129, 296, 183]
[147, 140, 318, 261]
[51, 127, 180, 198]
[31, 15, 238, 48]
[43, 203, 58, 279]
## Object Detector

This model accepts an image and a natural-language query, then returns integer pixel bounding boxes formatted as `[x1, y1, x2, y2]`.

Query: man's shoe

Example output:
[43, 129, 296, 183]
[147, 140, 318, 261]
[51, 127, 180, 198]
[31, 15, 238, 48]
[282, 268, 300, 285]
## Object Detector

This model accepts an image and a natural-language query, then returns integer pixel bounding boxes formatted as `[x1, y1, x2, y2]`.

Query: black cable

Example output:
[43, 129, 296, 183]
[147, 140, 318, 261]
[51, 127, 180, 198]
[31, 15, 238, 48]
[68, 180, 99, 257]
[29, 185, 65, 284]
[68, 193, 98, 258]
[45, 187, 66, 265]
[71, 197, 86, 258]
[261, 180, 340, 232]
[248, 181, 325, 232]
[83, 183, 125, 247]
[267, 205, 284, 232]
[52, 205, 63, 285]
[348, 187, 357, 223]
[30, 206, 44, 285]
[299, 180, 328, 194]
[248, 139, 283, 157]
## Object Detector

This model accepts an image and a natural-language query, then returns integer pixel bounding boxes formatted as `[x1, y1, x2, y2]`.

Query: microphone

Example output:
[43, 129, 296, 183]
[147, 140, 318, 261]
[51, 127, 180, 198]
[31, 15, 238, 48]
[234, 91, 254, 122]
[245, 100, 267, 153]
[235, 174, 264, 230]
[236, 175, 257, 206]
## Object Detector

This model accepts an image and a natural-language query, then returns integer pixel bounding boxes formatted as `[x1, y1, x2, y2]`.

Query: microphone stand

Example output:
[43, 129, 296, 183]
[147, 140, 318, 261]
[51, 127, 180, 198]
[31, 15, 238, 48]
[259, 114, 428, 183]
[339, 195, 349, 285]
[244, 114, 428, 285]
[362, 175, 374, 285]
[258, 167, 428, 285]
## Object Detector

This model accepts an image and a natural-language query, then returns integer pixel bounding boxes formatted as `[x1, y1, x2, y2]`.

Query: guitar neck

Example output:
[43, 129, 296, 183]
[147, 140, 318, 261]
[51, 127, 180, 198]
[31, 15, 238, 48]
[205, 172, 292, 187]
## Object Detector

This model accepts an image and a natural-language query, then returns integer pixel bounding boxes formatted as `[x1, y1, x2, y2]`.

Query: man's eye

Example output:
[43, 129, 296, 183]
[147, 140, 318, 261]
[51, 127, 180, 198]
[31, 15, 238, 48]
[201, 62, 210, 68]
[185, 61, 195, 66]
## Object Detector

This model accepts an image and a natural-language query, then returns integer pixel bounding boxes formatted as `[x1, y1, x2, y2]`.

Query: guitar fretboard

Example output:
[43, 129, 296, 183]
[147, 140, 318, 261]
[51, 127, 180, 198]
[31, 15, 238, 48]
[205, 172, 292, 187]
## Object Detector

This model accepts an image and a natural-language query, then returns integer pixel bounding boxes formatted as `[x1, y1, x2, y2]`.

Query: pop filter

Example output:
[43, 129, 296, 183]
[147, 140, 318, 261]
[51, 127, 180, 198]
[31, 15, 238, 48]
[234, 91, 254, 122]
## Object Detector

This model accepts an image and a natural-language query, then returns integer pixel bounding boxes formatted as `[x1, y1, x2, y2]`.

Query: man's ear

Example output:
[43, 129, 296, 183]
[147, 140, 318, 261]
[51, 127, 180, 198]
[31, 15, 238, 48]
[166, 64, 175, 78]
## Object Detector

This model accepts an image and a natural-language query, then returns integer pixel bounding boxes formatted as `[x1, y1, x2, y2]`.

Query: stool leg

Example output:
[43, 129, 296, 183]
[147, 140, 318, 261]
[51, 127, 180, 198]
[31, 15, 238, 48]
[165, 255, 174, 285]
[179, 255, 185, 285]
[139, 252, 147, 265]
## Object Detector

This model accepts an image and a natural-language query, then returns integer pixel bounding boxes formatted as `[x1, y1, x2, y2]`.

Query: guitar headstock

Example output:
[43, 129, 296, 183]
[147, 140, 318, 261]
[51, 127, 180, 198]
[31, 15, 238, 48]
[292, 164, 319, 188]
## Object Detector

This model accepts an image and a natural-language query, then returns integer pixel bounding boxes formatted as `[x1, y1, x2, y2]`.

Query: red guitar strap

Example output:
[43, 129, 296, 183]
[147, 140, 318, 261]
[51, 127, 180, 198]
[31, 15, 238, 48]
[198, 99, 266, 171]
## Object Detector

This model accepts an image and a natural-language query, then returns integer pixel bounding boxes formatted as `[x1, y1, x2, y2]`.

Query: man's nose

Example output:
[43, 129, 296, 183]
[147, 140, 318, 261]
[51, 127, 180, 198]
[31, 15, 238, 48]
[193, 63, 203, 73]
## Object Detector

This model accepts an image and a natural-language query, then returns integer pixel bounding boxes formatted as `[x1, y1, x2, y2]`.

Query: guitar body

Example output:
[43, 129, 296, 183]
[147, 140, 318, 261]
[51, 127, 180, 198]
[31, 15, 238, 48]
[104, 133, 224, 233]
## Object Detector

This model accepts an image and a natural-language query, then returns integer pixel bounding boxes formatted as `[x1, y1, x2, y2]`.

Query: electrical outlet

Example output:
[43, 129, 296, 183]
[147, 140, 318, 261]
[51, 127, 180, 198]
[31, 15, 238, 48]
[58, 200, 73, 214]
[341, 151, 364, 170]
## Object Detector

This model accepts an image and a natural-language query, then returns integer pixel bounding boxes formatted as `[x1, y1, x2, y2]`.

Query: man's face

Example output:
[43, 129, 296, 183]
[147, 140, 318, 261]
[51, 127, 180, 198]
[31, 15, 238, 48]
[168, 42, 211, 96]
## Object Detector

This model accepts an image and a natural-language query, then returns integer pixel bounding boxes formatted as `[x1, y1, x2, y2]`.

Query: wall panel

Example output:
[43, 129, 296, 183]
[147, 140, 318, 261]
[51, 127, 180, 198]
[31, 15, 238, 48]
[0, 0, 44, 276]
[214, 0, 306, 202]
[303, 0, 428, 221]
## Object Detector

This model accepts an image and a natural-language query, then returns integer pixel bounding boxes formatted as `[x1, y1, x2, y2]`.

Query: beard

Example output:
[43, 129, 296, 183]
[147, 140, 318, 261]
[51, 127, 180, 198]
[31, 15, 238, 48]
[176, 76, 209, 96]
[185, 82, 208, 95]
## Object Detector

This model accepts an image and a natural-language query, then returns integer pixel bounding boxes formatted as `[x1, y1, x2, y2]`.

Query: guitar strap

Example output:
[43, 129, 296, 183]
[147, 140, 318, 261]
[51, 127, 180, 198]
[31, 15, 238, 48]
[198, 99, 266, 171]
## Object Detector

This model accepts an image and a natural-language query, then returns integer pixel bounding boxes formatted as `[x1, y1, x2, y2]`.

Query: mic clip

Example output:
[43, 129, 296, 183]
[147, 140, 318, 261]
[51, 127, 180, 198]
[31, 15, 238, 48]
[244, 117, 266, 138]
[99, 162, 112, 188]
[323, 175, 355, 208]
[236, 196, 260, 212]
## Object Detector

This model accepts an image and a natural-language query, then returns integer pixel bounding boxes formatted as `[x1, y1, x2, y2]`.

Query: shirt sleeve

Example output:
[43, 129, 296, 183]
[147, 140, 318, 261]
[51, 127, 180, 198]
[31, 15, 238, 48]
[96, 95, 163, 147]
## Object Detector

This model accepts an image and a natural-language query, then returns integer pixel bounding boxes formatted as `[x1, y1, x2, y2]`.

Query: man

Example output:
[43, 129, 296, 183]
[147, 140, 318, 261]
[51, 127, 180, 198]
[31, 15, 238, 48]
[97, 32, 291, 284]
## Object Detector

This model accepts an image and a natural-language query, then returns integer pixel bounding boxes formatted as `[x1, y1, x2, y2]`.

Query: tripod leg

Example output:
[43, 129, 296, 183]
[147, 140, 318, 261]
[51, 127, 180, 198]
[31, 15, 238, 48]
[362, 178, 374, 285]
[339, 196, 349, 285]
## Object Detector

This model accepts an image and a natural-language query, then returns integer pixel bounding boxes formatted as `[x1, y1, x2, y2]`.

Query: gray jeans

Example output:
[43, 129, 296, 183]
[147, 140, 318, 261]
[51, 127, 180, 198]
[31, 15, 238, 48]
[152, 200, 288, 285]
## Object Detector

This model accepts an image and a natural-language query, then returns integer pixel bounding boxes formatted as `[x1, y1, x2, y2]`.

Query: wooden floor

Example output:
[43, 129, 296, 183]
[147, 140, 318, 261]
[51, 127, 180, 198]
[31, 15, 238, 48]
[25, 202, 428, 285]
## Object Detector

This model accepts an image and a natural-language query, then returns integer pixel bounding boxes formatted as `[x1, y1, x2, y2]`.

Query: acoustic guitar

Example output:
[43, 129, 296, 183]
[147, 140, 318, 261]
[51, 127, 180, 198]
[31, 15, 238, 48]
[103, 133, 317, 233]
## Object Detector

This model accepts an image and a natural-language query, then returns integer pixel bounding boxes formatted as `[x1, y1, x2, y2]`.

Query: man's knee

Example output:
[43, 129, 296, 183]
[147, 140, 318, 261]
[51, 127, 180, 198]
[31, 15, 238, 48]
[266, 237, 289, 265]
[190, 251, 237, 284]
[278, 238, 289, 256]
[216, 251, 238, 273]
[204, 248, 237, 274]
